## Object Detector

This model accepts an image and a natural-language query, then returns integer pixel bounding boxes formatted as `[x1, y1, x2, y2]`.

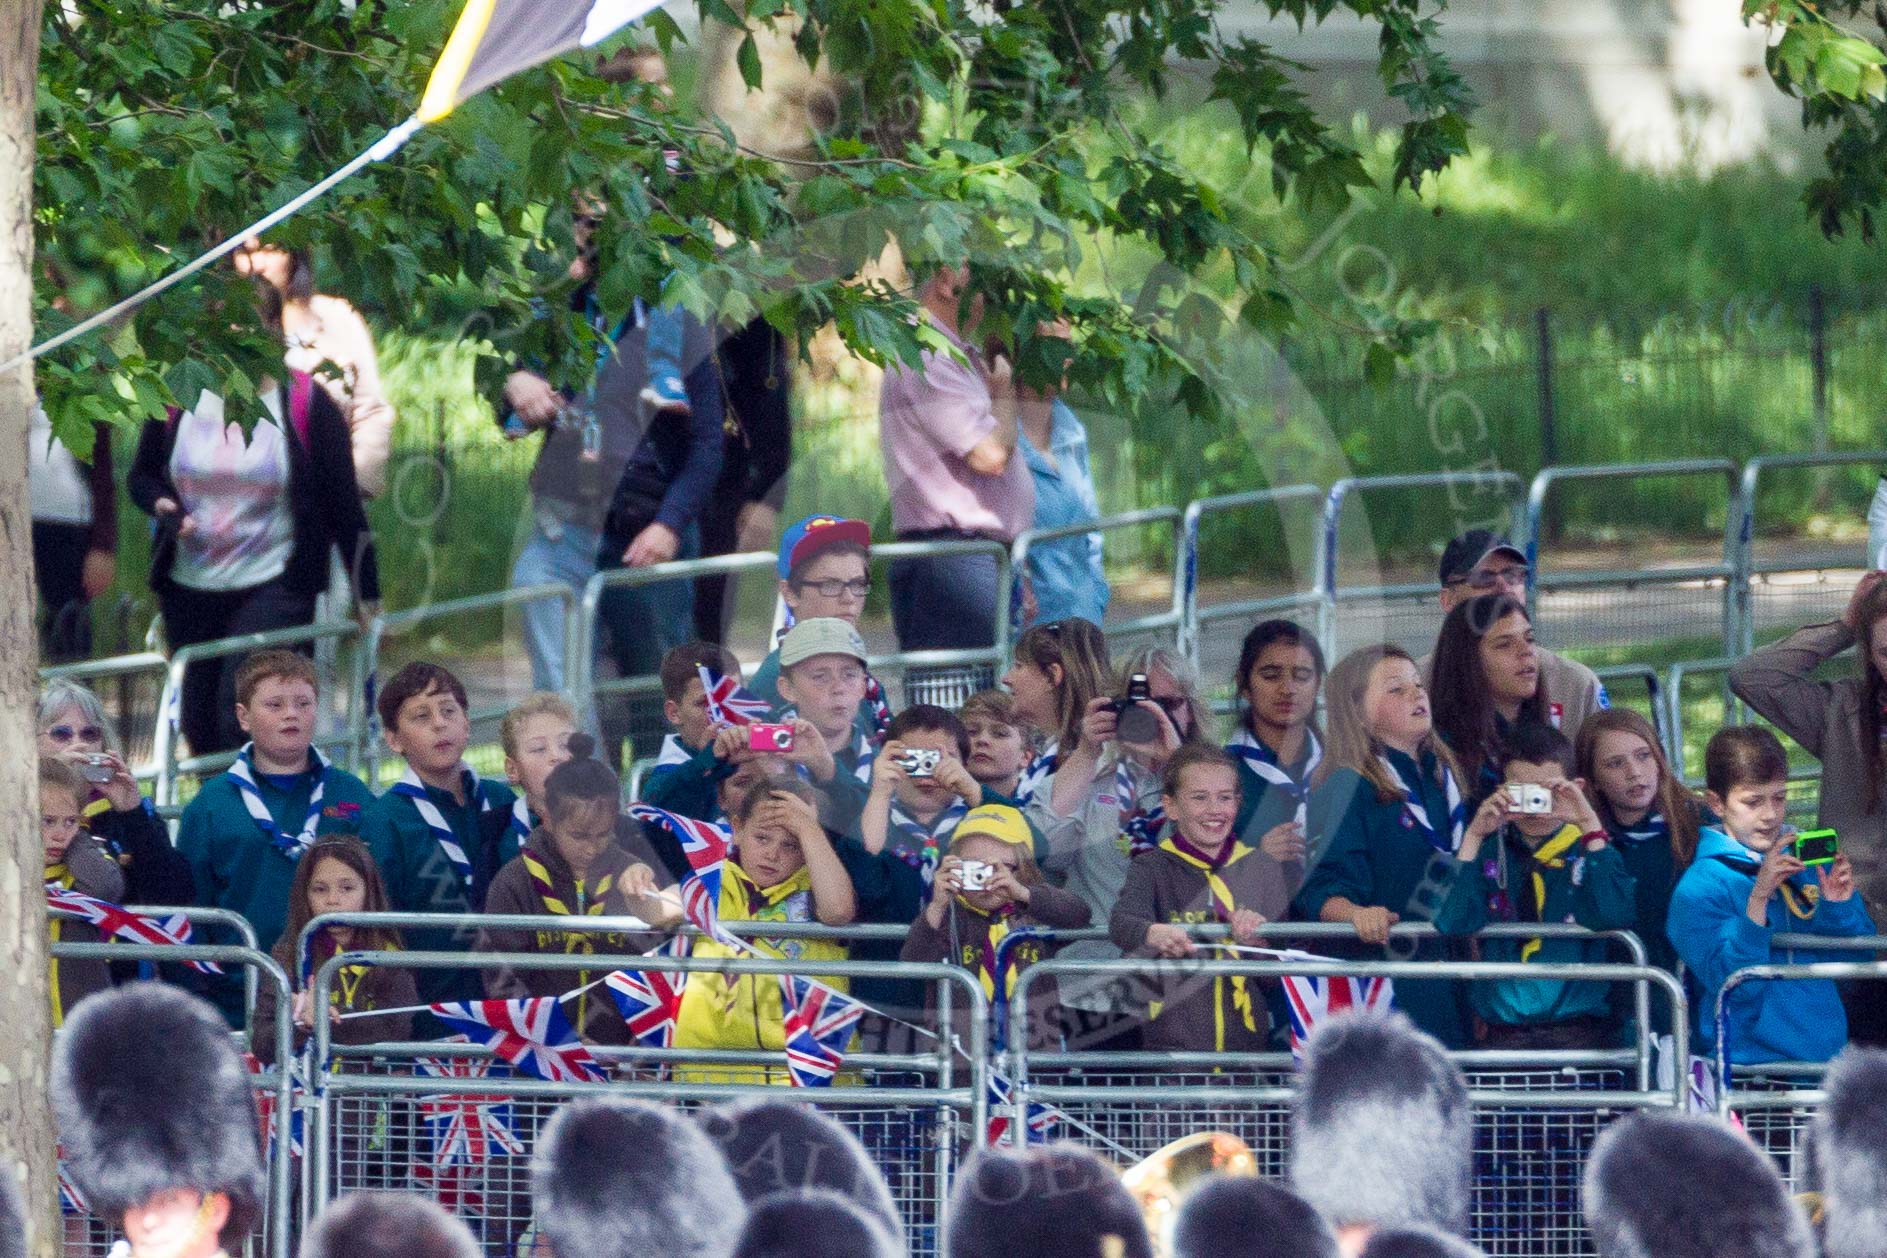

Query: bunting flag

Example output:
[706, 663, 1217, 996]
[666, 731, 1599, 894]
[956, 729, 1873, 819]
[46, 884, 223, 974]
[699, 666, 772, 728]
[779, 975, 864, 1087]
[417, 0, 673, 122]
[56, 1148, 87, 1216]
[430, 998, 605, 1083]
[605, 966, 689, 1048]
[241, 1052, 306, 1159]
[1278, 969, 1394, 1066]
[626, 804, 734, 944]
[986, 1072, 1061, 1146]
[416, 1049, 524, 1167]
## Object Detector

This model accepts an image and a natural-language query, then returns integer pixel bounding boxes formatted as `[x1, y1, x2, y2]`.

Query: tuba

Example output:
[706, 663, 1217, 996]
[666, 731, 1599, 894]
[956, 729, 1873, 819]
[1119, 1131, 1259, 1257]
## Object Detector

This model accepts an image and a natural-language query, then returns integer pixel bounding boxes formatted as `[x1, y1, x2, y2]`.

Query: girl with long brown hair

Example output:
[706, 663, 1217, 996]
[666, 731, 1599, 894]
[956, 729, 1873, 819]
[1298, 644, 1471, 1047]
[1430, 592, 1550, 801]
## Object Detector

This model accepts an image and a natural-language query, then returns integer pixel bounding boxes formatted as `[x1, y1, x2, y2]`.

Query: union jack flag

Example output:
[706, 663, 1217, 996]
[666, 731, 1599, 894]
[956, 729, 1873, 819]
[416, 1048, 523, 1166]
[699, 665, 772, 727]
[56, 1147, 86, 1216]
[412, 1162, 486, 1216]
[606, 967, 689, 1048]
[779, 975, 864, 1087]
[627, 804, 734, 945]
[985, 1072, 1061, 1146]
[429, 998, 604, 1084]
[241, 1052, 305, 1158]
[46, 884, 223, 974]
[1279, 968, 1394, 1065]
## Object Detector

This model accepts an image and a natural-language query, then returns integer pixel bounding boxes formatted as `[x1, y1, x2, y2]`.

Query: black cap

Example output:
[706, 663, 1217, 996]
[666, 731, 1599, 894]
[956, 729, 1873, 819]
[1437, 529, 1525, 588]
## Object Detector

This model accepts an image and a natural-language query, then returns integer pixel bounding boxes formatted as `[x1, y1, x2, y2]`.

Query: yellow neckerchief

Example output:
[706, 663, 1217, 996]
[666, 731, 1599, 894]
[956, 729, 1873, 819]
[82, 796, 111, 822]
[954, 898, 1019, 1001]
[46, 863, 73, 1027]
[1155, 837, 1259, 1044]
[1518, 825, 1585, 963]
[521, 848, 619, 954]
[725, 858, 807, 933]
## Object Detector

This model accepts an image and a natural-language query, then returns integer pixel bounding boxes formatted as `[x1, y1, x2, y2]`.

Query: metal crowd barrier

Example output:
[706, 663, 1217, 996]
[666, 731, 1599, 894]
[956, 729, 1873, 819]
[1662, 656, 1821, 817]
[1177, 486, 1323, 669]
[305, 948, 987, 1258]
[351, 583, 579, 781]
[1525, 460, 1740, 664]
[1321, 470, 1528, 660]
[1591, 663, 1664, 745]
[1712, 954, 1887, 1190]
[50, 941, 294, 1258]
[50, 904, 263, 1025]
[1011, 506, 1186, 660]
[1012, 954, 1688, 1258]
[1734, 451, 1887, 656]
[152, 620, 363, 806]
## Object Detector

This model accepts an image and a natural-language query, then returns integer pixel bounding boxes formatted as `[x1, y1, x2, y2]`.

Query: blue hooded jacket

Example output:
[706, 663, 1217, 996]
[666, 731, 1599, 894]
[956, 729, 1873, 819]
[1667, 827, 1875, 1064]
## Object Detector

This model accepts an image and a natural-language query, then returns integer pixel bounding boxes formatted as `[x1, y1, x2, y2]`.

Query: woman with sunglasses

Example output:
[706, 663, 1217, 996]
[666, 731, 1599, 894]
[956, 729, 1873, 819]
[37, 679, 194, 909]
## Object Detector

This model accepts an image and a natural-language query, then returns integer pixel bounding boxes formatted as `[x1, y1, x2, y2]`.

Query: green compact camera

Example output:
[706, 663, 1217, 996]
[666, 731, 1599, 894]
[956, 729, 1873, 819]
[1792, 829, 1840, 866]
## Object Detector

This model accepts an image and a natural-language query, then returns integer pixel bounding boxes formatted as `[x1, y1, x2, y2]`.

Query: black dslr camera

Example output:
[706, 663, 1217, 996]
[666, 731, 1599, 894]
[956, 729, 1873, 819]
[1110, 673, 1160, 744]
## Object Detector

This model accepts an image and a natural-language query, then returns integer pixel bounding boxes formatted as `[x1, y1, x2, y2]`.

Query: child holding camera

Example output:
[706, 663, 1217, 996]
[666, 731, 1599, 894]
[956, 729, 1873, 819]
[1109, 745, 1288, 1053]
[1669, 726, 1875, 1064]
[640, 641, 745, 820]
[1431, 722, 1636, 1049]
[901, 804, 1088, 1051]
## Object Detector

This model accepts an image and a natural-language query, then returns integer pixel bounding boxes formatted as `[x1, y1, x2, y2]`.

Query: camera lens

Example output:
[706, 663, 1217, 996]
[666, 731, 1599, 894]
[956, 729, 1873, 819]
[1117, 703, 1159, 744]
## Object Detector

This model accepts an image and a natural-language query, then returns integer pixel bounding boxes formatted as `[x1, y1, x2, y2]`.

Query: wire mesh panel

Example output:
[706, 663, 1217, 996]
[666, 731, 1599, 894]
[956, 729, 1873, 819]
[1725, 1071, 1821, 1191]
[1739, 455, 1883, 653]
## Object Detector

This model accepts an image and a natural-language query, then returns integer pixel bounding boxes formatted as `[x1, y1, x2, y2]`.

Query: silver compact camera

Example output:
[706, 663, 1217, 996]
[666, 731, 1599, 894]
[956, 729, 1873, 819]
[81, 754, 116, 785]
[897, 748, 942, 778]
[1506, 783, 1553, 815]
[958, 860, 994, 891]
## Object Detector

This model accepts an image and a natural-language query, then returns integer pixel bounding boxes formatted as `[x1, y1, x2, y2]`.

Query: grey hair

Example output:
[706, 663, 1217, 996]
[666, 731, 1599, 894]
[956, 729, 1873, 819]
[1117, 644, 1208, 744]
[38, 679, 119, 753]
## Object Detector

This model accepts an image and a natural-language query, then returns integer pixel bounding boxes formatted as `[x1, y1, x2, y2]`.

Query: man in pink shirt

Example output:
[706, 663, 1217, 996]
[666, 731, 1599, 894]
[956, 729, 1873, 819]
[879, 263, 1034, 666]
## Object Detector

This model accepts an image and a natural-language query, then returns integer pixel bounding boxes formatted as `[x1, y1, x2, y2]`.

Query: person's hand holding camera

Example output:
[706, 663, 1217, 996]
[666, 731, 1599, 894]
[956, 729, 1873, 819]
[1821, 853, 1857, 902]
[1748, 840, 1807, 925]
[986, 862, 1030, 908]
[931, 751, 982, 807]
[871, 740, 911, 795]
[712, 724, 757, 765]
[1078, 696, 1119, 751]
[784, 718, 836, 784]
[503, 371, 562, 428]
[1460, 792, 1518, 861]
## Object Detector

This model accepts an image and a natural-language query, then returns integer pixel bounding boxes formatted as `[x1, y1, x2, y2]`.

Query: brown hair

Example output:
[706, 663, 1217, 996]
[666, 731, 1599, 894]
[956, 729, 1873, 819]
[959, 689, 1017, 728]
[236, 648, 319, 708]
[1853, 578, 1887, 813]
[1160, 743, 1241, 799]
[887, 705, 971, 762]
[1576, 708, 1704, 868]
[1011, 618, 1111, 752]
[731, 772, 819, 825]
[377, 662, 468, 732]
[39, 756, 85, 805]
[658, 641, 743, 704]
[1704, 725, 1789, 799]
[1429, 592, 1549, 781]
[499, 693, 578, 760]
[1318, 644, 1464, 803]
[542, 732, 621, 823]
[281, 834, 401, 957]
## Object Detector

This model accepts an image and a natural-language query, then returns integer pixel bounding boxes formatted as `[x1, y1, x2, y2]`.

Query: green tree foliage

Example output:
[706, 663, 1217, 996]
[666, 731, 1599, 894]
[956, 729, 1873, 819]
[31, 0, 1477, 451]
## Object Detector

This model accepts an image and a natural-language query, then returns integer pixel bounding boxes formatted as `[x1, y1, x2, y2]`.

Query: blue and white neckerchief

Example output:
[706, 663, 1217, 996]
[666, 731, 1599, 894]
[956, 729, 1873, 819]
[227, 742, 327, 861]
[655, 733, 693, 768]
[1377, 752, 1465, 854]
[391, 765, 490, 889]
[1115, 756, 1165, 854]
[1614, 810, 1668, 846]
[887, 799, 968, 892]
[1226, 727, 1321, 826]
[503, 796, 536, 849]
[845, 729, 877, 785]
[1015, 739, 1060, 807]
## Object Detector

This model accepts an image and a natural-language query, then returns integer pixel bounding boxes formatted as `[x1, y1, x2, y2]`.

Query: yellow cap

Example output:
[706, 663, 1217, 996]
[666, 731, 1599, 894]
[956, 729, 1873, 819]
[954, 804, 1032, 848]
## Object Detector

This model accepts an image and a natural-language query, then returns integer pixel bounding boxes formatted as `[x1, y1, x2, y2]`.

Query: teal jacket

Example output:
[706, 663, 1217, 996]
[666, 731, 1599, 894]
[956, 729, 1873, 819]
[1432, 825, 1637, 1028]
[362, 773, 519, 1006]
[177, 759, 375, 1024]
[1668, 828, 1875, 1064]
[641, 736, 732, 821]
[1297, 749, 1470, 1048]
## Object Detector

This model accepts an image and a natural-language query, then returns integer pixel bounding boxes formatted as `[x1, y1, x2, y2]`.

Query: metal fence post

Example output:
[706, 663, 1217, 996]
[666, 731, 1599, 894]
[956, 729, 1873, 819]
[1534, 306, 1559, 543]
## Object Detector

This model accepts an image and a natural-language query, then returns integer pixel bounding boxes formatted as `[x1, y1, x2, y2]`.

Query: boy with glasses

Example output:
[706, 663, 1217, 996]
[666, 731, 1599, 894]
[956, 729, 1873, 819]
[750, 514, 892, 744]
[1420, 527, 1608, 739]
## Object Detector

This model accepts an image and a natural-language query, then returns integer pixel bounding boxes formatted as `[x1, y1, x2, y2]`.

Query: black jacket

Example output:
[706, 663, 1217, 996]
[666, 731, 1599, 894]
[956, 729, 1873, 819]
[128, 376, 381, 600]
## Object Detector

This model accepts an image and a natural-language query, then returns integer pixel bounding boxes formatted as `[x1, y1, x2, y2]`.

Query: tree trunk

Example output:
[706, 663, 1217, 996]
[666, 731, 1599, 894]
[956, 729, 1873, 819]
[0, 2, 58, 1255]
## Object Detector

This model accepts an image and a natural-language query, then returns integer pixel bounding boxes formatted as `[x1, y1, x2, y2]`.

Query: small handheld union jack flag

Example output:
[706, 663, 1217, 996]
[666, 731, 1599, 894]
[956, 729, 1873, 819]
[416, 1047, 524, 1167]
[605, 966, 689, 1048]
[698, 665, 773, 727]
[47, 884, 223, 974]
[1279, 965, 1394, 1066]
[241, 1052, 305, 1159]
[627, 804, 736, 946]
[429, 998, 605, 1084]
[985, 1071, 1061, 1146]
[56, 1147, 87, 1216]
[779, 975, 864, 1087]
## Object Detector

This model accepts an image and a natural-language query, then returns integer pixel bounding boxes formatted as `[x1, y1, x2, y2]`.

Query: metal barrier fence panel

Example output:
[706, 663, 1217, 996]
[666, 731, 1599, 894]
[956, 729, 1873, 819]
[154, 620, 365, 806]
[1590, 664, 1664, 750]
[1322, 471, 1528, 662]
[1735, 452, 1887, 656]
[1011, 507, 1186, 665]
[1012, 955, 1688, 1258]
[50, 943, 294, 1258]
[307, 949, 987, 1258]
[1179, 486, 1324, 699]
[1663, 656, 1822, 821]
[39, 651, 173, 788]
[1525, 460, 1739, 673]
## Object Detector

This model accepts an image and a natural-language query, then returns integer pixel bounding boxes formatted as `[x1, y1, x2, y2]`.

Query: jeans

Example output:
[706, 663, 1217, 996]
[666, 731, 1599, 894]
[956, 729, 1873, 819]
[643, 299, 688, 404]
[596, 525, 699, 762]
[510, 511, 603, 694]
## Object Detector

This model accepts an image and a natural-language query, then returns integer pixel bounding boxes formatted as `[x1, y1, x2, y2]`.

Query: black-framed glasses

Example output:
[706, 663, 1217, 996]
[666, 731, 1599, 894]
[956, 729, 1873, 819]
[1467, 564, 1529, 589]
[795, 577, 871, 599]
[46, 724, 104, 744]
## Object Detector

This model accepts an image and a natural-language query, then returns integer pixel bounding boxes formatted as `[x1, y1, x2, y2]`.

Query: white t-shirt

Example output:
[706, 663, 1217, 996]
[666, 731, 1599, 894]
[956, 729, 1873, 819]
[167, 389, 295, 591]
[29, 405, 92, 527]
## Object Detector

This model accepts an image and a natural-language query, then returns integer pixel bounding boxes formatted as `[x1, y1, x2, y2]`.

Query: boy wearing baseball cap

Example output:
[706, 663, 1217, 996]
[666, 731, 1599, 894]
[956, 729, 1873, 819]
[900, 803, 1088, 1051]
[1422, 526, 1608, 739]
[750, 514, 892, 744]
[773, 616, 877, 832]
